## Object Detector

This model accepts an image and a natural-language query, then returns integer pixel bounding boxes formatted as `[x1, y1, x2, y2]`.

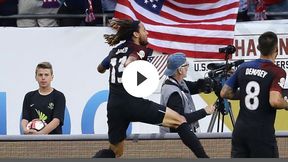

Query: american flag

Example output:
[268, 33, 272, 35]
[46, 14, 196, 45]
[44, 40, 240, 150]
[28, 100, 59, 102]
[147, 55, 169, 79]
[115, 0, 240, 59]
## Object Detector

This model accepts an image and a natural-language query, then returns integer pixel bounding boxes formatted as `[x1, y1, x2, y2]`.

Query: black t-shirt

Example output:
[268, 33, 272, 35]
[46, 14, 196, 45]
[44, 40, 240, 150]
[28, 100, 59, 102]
[22, 89, 66, 134]
[164, 78, 207, 132]
[165, 79, 199, 115]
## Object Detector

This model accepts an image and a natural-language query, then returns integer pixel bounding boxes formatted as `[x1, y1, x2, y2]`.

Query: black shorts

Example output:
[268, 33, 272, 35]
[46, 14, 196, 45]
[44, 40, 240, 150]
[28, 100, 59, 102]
[107, 92, 166, 145]
[232, 130, 279, 158]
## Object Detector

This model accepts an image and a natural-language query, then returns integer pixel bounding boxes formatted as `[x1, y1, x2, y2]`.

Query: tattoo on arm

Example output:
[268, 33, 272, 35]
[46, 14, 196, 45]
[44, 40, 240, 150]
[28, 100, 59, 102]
[221, 85, 239, 100]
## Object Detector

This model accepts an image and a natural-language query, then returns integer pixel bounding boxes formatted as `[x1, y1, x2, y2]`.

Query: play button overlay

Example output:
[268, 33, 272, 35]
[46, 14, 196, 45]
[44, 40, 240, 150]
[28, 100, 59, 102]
[122, 60, 159, 98]
[137, 71, 147, 86]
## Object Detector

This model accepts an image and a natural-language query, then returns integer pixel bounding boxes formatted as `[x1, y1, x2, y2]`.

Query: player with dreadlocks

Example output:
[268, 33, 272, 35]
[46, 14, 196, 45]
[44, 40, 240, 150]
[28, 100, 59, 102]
[94, 19, 215, 158]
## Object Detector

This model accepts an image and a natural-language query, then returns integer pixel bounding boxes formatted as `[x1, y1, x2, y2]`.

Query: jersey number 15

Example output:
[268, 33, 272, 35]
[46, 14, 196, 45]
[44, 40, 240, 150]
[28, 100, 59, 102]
[110, 56, 127, 84]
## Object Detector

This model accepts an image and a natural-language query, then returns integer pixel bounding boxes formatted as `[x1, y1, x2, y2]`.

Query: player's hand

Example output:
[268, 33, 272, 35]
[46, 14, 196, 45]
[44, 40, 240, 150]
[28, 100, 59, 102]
[204, 105, 215, 115]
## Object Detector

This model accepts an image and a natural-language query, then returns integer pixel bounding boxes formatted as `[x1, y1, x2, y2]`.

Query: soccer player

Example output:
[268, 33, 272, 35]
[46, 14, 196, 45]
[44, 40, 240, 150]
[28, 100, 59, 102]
[220, 31, 288, 158]
[96, 19, 215, 158]
[21, 62, 66, 134]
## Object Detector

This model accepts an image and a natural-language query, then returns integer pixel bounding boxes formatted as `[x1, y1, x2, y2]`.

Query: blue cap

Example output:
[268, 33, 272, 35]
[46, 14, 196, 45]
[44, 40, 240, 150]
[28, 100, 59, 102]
[164, 53, 186, 76]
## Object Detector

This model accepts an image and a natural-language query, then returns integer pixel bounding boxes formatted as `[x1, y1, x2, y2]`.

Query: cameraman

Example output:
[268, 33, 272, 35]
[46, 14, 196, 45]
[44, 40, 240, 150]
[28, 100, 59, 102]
[160, 53, 215, 133]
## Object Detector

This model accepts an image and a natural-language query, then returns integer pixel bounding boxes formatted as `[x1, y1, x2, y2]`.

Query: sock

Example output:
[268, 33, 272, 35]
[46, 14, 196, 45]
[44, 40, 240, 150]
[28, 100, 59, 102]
[92, 149, 116, 158]
[184, 109, 207, 124]
[177, 123, 209, 158]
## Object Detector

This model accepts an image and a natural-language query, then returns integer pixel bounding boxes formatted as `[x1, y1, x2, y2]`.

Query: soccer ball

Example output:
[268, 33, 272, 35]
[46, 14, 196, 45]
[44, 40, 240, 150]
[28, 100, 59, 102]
[26, 119, 46, 131]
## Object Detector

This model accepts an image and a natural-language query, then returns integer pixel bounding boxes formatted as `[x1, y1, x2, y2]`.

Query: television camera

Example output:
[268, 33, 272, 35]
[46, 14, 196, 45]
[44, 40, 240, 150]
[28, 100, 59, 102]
[204, 45, 244, 132]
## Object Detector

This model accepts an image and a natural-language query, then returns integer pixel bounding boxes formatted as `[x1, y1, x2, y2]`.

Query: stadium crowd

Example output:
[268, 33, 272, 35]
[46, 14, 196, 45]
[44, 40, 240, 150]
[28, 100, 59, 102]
[0, 0, 116, 27]
[0, 0, 288, 27]
[238, 0, 288, 21]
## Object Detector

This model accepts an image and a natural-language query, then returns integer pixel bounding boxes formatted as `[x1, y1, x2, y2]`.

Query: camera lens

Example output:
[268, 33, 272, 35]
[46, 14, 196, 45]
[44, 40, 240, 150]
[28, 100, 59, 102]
[219, 45, 236, 54]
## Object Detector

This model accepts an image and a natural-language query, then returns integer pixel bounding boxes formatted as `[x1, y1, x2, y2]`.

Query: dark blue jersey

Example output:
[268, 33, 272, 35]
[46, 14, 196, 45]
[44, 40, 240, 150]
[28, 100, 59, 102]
[101, 41, 152, 94]
[226, 59, 286, 138]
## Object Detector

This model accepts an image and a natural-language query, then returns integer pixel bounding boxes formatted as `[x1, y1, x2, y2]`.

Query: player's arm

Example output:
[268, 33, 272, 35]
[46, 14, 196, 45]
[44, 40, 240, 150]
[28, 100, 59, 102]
[220, 84, 240, 100]
[269, 69, 288, 110]
[220, 68, 240, 100]
[269, 91, 288, 110]
[97, 55, 110, 73]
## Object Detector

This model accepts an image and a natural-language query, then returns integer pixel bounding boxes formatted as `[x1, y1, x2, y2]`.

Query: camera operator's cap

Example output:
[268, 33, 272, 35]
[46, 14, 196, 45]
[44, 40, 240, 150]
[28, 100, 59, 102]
[164, 52, 186, 76]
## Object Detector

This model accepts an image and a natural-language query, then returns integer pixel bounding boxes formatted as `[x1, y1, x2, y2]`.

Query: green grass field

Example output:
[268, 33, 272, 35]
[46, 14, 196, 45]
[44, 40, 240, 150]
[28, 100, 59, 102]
[200, 93, 288, 131]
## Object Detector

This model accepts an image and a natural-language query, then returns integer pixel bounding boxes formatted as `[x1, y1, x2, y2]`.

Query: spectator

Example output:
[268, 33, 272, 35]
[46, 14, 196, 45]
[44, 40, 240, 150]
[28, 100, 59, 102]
[254, 0, 267, 20]
[21, 62, 66, 134]
[17, 0, 60, 27]
[0, 0, 18, 27]
[57, 0, 103, 26]
[237, 0, 250, 22]
[249, 0, 288, 20]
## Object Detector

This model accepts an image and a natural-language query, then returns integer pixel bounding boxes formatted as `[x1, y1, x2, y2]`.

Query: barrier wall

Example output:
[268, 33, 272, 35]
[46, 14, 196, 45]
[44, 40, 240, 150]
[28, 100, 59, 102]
[1, 132, 288, 158]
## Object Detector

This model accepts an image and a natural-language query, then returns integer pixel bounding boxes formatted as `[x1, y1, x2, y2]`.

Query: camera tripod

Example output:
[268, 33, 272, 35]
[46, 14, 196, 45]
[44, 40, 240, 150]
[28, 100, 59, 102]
[207, 96, 235, 132]
[207, 45, 237, 132]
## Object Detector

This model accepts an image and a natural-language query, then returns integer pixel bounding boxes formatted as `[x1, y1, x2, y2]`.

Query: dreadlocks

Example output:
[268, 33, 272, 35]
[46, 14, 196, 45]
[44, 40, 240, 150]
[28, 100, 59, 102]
[104, 19, 140, 46]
